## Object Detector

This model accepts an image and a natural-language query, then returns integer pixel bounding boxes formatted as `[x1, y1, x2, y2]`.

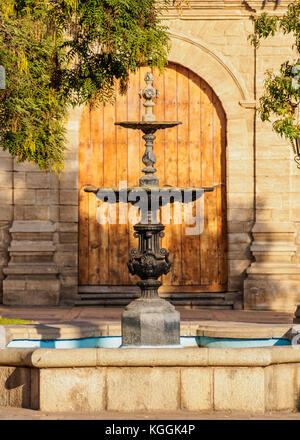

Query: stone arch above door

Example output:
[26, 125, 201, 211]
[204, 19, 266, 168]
[169, 30, 252, 114]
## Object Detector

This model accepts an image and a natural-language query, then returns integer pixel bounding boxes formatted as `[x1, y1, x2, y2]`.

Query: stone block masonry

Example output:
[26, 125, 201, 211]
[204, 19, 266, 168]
[0, 152, 13, 303]
[2, 221, 60, 306]
[0, 126, 80, 305]
[1, 346, 300, 413]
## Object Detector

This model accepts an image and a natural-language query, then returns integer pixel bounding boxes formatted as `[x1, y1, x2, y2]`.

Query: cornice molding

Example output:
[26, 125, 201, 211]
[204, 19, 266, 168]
[245, 1, 290, 12]
[239, 100, 257, 109]
[163, 0, 290, 19]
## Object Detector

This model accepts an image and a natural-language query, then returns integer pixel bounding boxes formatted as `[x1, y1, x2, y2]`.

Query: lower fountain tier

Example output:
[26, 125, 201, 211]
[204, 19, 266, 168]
[84, 185, 213, 206]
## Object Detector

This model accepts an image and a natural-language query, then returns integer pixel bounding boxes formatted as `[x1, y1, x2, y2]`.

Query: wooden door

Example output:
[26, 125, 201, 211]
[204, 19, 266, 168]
[78, 63, 227, 294]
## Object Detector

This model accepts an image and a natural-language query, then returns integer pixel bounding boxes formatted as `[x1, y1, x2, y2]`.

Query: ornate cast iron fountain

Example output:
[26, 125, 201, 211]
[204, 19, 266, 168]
[85, 72, 213, 347]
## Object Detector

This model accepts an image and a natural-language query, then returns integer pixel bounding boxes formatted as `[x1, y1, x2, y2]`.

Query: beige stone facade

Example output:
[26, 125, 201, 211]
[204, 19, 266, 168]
[0, 0, 300, 312]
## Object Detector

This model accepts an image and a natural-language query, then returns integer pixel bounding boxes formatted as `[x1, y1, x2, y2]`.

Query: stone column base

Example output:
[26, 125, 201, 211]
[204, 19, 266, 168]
[293, 306, 300, 323]
[122, 296, 180, 347]
[244, 223, 300, 313]
[3, 221, 60, 306]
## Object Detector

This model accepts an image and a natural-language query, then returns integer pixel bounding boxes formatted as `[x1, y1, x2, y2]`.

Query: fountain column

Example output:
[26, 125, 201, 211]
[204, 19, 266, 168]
[120, 72, 180, 347]
[85, 71, 213, 347]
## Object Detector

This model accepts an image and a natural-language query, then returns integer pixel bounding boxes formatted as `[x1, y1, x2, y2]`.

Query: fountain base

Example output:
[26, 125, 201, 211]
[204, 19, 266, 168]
[121, 296, 180, 347]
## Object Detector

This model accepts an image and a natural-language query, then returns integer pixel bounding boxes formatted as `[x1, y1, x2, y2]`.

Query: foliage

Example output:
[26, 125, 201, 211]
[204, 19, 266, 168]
[50, 0, 170, 106]
[0, 0, 173, 172]
[249, 1, 300, 145]
[0, 316, 32, 324]
[259, 62, 300, 142]
[0, 1, 67, 173]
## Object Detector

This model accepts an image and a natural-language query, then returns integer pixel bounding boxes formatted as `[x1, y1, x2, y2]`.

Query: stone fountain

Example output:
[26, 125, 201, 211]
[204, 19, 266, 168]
[85, 72, 213, 348]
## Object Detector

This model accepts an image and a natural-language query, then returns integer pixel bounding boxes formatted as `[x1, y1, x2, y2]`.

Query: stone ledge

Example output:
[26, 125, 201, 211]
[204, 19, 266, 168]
[9, 221, 56, 233]
[3, 265, 59, 276]
[246, 263, 300, 275]
[196, 322, 291, 339]
[3, 345, 300, 368]
[8, 241, 56, 252]
[252, 222, 296, 234]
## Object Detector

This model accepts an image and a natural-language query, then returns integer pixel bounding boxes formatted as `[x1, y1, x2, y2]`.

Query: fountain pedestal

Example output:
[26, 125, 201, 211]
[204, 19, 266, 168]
[122, 293, 180, 347]
[122, 221, 180, 347]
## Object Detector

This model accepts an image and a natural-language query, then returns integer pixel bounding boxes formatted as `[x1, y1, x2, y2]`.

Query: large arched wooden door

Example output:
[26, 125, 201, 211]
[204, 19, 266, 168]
[78, 63, 227, 303]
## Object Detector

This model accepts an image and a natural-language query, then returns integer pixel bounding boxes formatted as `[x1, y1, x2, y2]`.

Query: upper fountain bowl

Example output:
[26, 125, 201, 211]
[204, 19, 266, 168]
[115, 121, 182, 131]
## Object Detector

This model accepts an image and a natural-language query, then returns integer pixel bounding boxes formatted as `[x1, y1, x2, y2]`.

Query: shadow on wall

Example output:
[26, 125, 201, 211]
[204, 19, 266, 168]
[2, 320, 103, 409]
[0, 223, 11, 304]
[4, 367, 32, 409]
[8, 321, 104, 346]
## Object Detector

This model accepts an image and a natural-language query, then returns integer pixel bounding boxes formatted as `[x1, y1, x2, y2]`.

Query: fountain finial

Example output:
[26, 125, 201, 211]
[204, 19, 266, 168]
[139, 72, 160, 122]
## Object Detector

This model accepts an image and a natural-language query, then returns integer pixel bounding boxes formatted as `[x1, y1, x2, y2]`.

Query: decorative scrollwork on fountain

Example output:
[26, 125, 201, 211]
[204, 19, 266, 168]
[127, 225, 172, 282]
[128, 251, 171, 279]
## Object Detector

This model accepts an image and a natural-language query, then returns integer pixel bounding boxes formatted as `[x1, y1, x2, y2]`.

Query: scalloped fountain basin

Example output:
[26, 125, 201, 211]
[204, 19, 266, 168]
[1, 321, 300, 414]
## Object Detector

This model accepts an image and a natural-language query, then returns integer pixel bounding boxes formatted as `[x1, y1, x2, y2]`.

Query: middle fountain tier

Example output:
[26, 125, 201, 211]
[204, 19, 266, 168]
[85, 71, 213, 348]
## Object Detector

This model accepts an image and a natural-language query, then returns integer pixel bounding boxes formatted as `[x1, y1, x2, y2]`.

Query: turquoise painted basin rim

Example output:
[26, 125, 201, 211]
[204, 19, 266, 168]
[6, 335, 292, 349]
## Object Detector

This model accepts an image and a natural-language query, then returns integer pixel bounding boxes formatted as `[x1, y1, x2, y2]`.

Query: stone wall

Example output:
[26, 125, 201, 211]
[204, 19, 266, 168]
[165, 0, 300, 312]
[1, 346, 300, 413]
[244, 5, 300, 311]
[0, 149, 13, 303]
[1, 0, 300, 311]
[1, 108, 82, 305]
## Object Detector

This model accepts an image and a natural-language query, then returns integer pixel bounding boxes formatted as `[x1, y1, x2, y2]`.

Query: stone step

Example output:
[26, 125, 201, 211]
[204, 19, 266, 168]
[75, 300, 234, 310]
[77, 292, 228, 299]
[77, 293, 140, 300]
[75, 293, 236, 309]
[3, 265, 59, 275]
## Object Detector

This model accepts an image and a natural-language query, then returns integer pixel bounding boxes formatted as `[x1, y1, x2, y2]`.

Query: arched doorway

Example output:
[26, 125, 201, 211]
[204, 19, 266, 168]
[78, 63, 227, 303]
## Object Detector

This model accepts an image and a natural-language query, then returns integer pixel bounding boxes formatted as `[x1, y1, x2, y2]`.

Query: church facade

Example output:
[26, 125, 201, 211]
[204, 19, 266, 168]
[1, 0, 300, 313]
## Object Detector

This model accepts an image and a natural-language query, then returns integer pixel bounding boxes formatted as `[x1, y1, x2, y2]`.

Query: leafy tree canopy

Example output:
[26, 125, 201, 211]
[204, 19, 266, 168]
[0, 0, 174, 173]
[250, 1, 300, 147]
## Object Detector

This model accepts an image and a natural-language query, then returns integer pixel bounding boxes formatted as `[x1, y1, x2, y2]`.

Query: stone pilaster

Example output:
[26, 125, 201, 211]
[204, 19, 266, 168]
[0, 150, 13, 303]
[2, 220, 60, 305]
[244, 222, 300, 312]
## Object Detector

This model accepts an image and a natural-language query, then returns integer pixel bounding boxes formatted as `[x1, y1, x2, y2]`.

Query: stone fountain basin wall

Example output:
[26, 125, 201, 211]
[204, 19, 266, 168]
[0, 321, 293, 346]
[1, 346, 300, 413]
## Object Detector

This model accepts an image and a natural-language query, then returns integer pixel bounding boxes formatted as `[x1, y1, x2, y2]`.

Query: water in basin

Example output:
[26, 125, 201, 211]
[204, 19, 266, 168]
[6, 336, 291, 349]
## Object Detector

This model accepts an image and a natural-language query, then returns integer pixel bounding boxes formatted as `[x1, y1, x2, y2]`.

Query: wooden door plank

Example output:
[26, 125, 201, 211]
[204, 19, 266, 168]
[209, 98, 221, 285]
[94, 105, 110, 285]
[200, 79, 214, 286]
[127, 71, 141, 285]
[88, 106, 104, 284]
[163, 64, 180, 286]
[176, 64, 190, 285]
[115, 85, 130, 284]
[79, 105, 92, 285]
[152, 66, 165, 187]
[176, 65, 190, 189]
[214, 95, 228, 286]
[102, 101, 116, 283]
[181, 69, 201, 285]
